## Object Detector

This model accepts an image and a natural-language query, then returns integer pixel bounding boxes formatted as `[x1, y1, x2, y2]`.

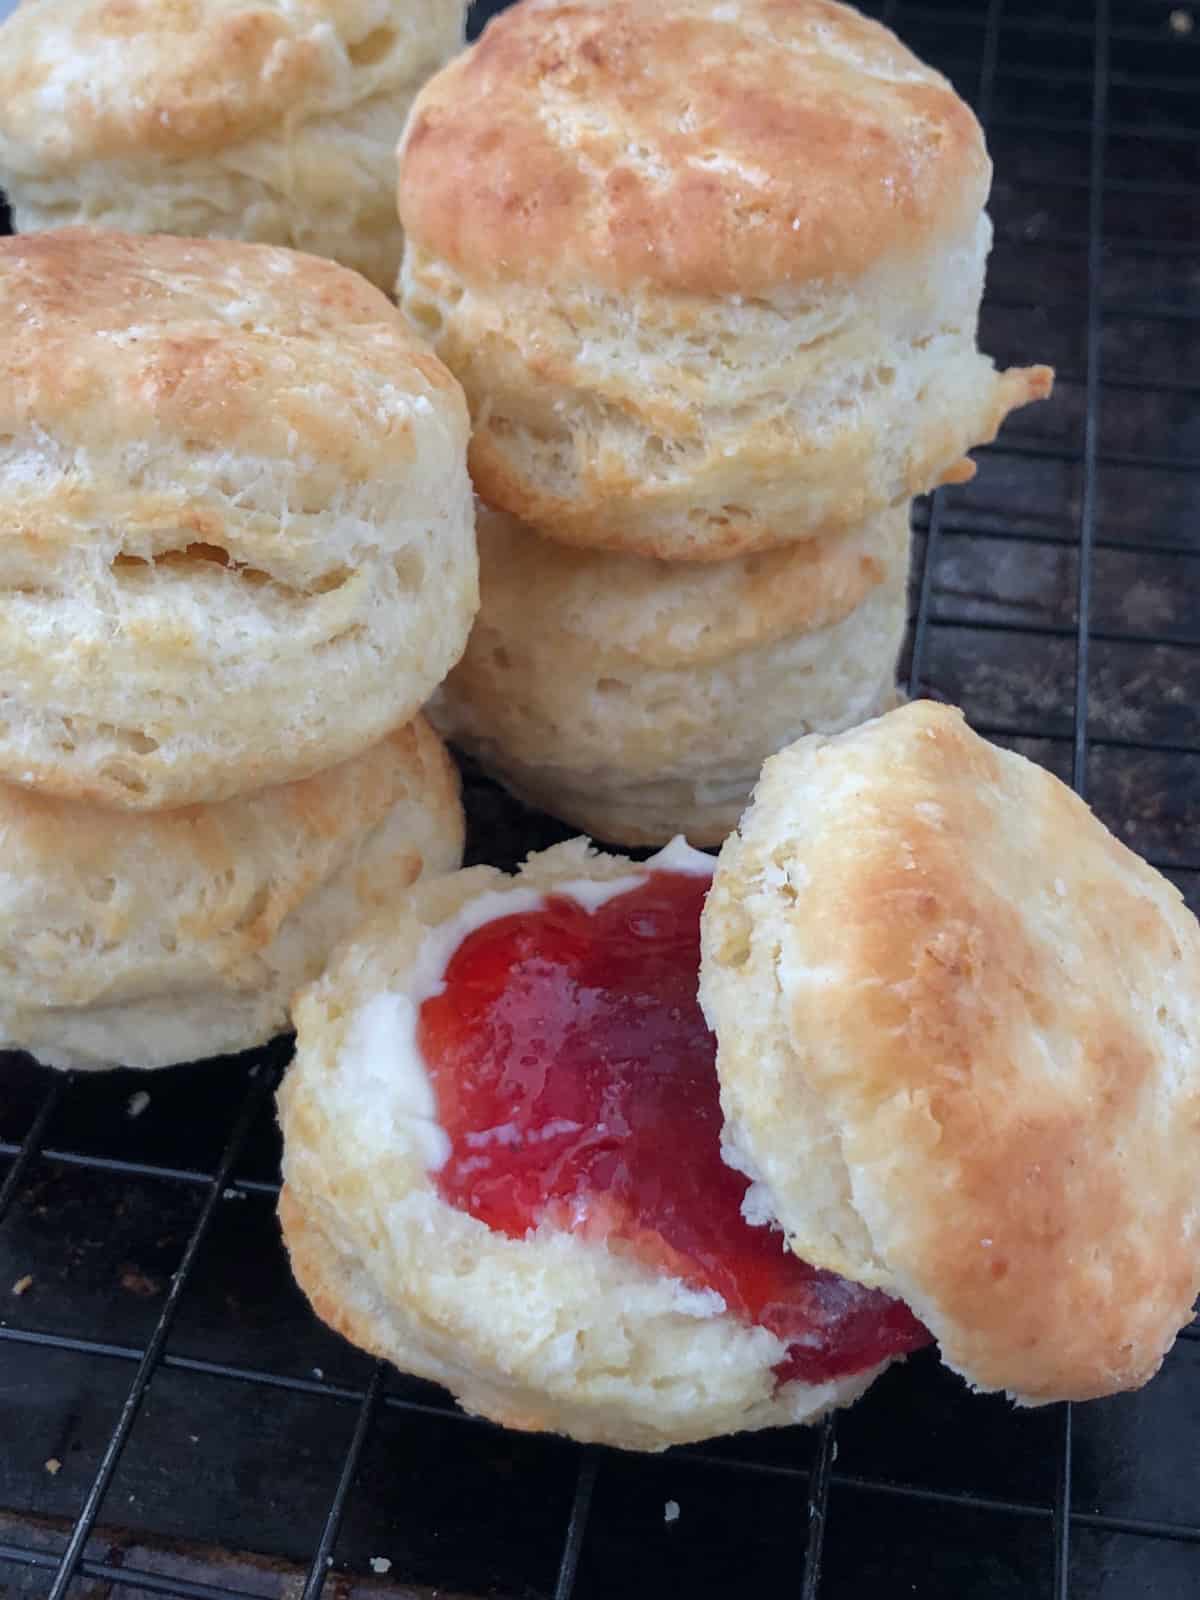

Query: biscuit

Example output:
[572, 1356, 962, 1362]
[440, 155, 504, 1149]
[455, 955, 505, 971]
[278, 839, 881, 1450]
[0, 716, 463, 1072]
[398, 0, 1052, 558]
[431, 503, 909, 845]
[700, 701, 1200, 1403]
[0, 229, 477, 810]
[0, 0, 466, 291]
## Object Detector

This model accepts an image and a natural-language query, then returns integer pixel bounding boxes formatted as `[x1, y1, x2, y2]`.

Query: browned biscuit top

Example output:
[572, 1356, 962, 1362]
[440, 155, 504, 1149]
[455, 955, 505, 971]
[0, 228, 464, 531]
[0, 0, 405, 166]
[399, 0, 990, 298]
[701, 702, 1200, 1403]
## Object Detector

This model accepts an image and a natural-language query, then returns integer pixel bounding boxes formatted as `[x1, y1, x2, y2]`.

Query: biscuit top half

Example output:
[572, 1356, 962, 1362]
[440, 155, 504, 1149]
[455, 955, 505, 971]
[399, 0, 990, 299]
[0, 229, 468, 581]
[700, 701, 1200, 1403]
[0, 0, 463, 170]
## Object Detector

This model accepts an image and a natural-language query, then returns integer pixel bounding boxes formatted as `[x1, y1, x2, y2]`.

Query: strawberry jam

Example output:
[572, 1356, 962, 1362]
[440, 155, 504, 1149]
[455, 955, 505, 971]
[417, 867, 930, 1384]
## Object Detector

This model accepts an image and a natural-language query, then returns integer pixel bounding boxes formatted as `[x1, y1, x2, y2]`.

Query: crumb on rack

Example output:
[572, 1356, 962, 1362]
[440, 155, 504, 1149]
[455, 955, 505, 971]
[45, 1459, 61, 1476]
[1170, 8, 1194, 32]
[664, 1499, 680, 1524]
[12, 1275, 33, 1296]
[119, 1266, 163, 1298]
[370, 1557, 392, 1575]
[126, 1090, 151, 1119]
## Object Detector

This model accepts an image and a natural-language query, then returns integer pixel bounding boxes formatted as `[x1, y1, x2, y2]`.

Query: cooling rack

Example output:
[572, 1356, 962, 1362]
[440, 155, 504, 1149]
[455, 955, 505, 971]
[3, 0, 1200, 1595]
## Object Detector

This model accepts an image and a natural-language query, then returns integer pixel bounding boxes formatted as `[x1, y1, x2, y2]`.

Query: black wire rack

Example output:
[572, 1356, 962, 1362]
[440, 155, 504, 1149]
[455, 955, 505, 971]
[2, 0, 1200, 1595]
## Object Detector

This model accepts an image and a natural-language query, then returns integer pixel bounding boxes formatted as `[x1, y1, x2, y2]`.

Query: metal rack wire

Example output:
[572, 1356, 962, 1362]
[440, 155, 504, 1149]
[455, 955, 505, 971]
[2, 1, 1200, 1595]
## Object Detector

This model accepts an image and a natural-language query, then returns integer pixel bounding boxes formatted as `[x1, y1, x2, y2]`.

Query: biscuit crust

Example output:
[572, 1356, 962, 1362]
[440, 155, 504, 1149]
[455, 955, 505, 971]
[700, 702, 1200, 1402]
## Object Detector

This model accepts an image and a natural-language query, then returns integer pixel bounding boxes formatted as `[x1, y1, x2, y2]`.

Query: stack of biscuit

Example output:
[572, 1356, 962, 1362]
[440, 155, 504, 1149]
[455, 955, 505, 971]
[278, 702, 1200, 1447]
[0, 228, 477, 1071]
[396, 0, 1053, 847]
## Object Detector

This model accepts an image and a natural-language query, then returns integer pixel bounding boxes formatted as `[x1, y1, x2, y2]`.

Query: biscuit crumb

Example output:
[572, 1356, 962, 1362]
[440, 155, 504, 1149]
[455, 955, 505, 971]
[1170, 9, 1193, 34]
[119, 1266, 162, 1298]
[369, 1557, 392, 1575]
[12, 1275, 32, 1296]
[664, 1500, 680, 1524]
[45, 1458, 61, 1476]
[126, 1090, 151, 1119]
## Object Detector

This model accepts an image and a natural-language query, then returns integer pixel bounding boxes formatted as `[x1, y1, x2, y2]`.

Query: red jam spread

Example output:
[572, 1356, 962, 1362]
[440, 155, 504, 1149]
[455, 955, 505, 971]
[417, 869, 930, 1384]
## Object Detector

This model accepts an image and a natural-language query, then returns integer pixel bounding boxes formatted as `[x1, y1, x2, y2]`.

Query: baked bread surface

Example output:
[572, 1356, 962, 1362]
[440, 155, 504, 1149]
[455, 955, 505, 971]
[400, 0, 988, 297]
[700, 701, 1200, 1402]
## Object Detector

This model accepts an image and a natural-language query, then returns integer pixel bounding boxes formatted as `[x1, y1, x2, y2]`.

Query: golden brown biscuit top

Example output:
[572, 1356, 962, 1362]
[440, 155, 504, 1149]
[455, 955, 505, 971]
[0, 228, 466, 478]
[701, 701, 1200, 1401]
[0, 0, 433, 168]
[398, 0, 990, 298]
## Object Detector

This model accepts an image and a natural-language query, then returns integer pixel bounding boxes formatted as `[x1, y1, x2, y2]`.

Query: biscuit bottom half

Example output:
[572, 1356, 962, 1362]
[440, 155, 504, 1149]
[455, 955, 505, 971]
[278, 839, 929, 1450]
[417, 860, 931, 1385]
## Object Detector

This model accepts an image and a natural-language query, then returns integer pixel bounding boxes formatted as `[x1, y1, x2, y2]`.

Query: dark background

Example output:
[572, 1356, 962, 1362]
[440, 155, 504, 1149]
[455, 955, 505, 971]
[4, 1, 1200, 1596]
